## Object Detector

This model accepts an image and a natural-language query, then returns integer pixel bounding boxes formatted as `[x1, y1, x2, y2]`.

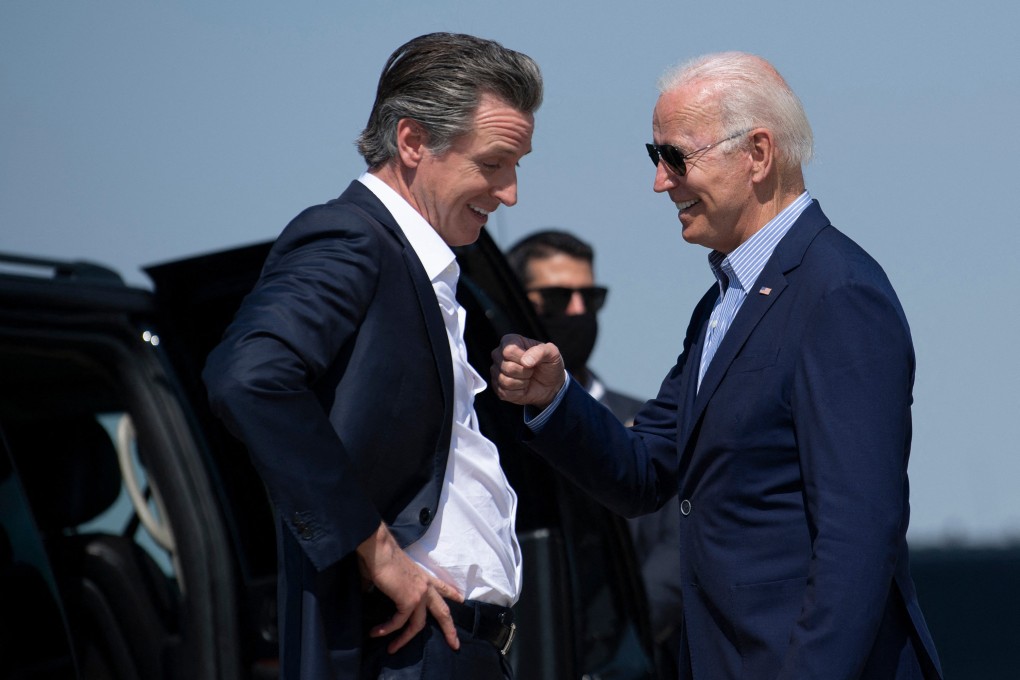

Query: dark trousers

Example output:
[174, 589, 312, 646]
[361, 595, 513, 680]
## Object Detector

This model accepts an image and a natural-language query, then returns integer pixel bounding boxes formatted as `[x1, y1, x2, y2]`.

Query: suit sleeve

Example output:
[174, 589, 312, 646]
[522, 378, 677, 517]
[522, 291, 714, 518]
[203, 215, 383, 572]
[779, 279, 915, 677]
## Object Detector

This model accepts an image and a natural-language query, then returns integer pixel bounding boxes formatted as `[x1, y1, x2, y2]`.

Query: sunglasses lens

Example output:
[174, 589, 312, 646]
[660, 146, 686, 175]
[584, 287, 607, 312]
[646, 143, 660, 167]
[543, 288, 573, 314]
[533, 287, 608, 315]
[646, 144, 686, 175]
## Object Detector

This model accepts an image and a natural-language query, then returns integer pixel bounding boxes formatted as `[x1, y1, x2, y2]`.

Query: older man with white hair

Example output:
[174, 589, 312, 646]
[492, 52, 943, 679]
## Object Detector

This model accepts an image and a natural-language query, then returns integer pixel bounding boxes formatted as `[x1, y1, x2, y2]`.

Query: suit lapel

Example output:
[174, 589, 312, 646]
[339, 182, 455, 422]
[677, 291, 715, 450]
[681, 200, 831, 444]
[690, 265, 787, 419]
[402, 248, 455, 407]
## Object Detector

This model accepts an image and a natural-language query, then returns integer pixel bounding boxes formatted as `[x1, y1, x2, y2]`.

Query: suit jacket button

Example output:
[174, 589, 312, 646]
[292, 514, 313, 539]
[680, 499, 692, 516]
[419, 507, 432, 526]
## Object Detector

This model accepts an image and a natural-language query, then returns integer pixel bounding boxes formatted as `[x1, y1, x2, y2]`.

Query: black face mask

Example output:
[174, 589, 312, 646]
[540, 312, 598, 376]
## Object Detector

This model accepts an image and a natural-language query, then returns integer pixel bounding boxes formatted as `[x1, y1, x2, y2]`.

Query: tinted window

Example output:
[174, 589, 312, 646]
[0, 433, 76, 677]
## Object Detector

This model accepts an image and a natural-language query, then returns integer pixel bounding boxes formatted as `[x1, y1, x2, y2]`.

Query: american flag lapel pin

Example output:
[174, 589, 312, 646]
[758, 286, 772, 296]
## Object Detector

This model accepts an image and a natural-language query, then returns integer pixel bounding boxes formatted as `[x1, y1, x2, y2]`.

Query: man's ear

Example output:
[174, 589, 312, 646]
[395, 118, 427, 168]
[748, 128, 776, 184]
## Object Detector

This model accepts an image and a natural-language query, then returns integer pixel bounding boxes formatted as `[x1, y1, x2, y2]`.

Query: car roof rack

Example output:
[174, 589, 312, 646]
[0, 252, 124, 285]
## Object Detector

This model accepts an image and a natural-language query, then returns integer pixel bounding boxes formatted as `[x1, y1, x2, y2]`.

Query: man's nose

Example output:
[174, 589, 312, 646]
[566, 290, 587, 315]
[493, 169, 519, 206]
[652, 160, 678, 193]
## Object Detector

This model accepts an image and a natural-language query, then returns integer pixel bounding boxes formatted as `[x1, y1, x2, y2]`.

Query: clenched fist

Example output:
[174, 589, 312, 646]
[490, 334, 567, 409]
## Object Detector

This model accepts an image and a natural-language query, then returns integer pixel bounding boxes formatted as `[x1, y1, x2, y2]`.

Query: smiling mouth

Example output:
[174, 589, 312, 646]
[469, 204, 491, 219]
[675, 199, 700, 212]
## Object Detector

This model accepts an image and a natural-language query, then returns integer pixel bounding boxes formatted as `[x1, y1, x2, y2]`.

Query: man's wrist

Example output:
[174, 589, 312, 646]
[356, 522, 395, 570]
[524, 370, 571, 432]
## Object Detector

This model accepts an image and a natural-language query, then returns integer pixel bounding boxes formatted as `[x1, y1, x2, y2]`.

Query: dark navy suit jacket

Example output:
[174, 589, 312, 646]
[204, 181, 454, 679]
[526, 201, 942, 679]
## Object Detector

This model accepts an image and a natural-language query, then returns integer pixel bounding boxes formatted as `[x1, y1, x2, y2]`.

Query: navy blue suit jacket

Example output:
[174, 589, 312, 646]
[526, 201, 942, 679]
[204, 181, 454, 678]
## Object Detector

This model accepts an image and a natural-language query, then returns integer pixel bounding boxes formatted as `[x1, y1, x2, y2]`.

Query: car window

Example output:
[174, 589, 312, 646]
[73, 412, 176, 576]
[0, 339, 183, 672]
[0, 430, 77, 675]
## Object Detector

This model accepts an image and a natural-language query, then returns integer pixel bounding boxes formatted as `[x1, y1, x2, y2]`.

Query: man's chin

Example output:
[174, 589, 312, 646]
[438, 222, 486, 248]
[679, 222, 698, 244]
[451, 229, 484, 248]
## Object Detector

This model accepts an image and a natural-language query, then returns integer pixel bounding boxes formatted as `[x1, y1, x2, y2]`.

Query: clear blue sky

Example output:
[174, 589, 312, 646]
[3, 1, 1018, 545]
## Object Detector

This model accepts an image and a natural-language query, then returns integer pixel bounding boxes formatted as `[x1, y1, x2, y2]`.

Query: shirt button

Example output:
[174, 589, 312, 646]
[680, 499, 692, 516]
[419, 507, 432, 526]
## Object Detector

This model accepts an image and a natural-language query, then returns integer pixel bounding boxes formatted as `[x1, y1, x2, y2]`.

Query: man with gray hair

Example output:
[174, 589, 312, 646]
[492, 52, 943, 678]
[205, 32, 541, 679]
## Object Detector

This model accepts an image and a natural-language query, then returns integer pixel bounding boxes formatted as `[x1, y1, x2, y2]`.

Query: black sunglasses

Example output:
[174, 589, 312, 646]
[645, 129, 750, 176]
[528, 286, 608, 315]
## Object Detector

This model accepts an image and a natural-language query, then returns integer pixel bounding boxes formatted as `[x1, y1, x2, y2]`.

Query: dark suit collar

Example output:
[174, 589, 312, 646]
[336, 180, 404, 239]
[770, 199, 830, 274]
[336, 179, 456, 439]
[678, 200, 831, 449]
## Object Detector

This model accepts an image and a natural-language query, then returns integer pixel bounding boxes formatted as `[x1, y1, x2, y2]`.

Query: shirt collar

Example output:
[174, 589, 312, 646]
[358, 171, 457, 284]
[708, 191, 812, 292]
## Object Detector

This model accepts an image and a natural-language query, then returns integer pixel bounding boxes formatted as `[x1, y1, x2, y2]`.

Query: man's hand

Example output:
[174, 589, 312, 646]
[490, 334, 566, 410]
[356, 522, 463, 653]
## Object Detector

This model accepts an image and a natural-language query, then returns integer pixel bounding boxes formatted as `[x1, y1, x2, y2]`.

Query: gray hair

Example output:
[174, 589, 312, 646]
[658, 52, 813, 168]
[357, 33, 543, 168]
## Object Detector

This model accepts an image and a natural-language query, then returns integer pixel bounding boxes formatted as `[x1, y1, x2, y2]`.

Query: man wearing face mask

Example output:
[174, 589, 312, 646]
[507, 229, 683, 679]
[507, 231, 632, 417]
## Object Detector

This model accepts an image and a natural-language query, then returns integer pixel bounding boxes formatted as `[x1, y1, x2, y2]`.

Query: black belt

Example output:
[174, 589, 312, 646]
[445, 598, 517, 656]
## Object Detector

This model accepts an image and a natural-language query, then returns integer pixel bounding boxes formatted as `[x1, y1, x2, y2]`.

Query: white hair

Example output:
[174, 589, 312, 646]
[658, 52, 813, 168]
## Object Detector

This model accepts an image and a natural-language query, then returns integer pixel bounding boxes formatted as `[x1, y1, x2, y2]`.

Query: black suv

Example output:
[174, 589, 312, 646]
[0, 231, 654, 679]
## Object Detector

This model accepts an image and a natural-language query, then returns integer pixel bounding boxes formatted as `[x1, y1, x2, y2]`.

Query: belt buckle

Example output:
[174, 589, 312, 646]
[500, 622, 517, 656]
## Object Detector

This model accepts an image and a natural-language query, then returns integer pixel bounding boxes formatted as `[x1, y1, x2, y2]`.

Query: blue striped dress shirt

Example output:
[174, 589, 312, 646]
[697, 191, 812, 390]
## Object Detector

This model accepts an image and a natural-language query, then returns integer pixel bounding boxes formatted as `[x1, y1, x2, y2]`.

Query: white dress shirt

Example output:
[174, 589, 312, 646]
[358, 172, 522, 606]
